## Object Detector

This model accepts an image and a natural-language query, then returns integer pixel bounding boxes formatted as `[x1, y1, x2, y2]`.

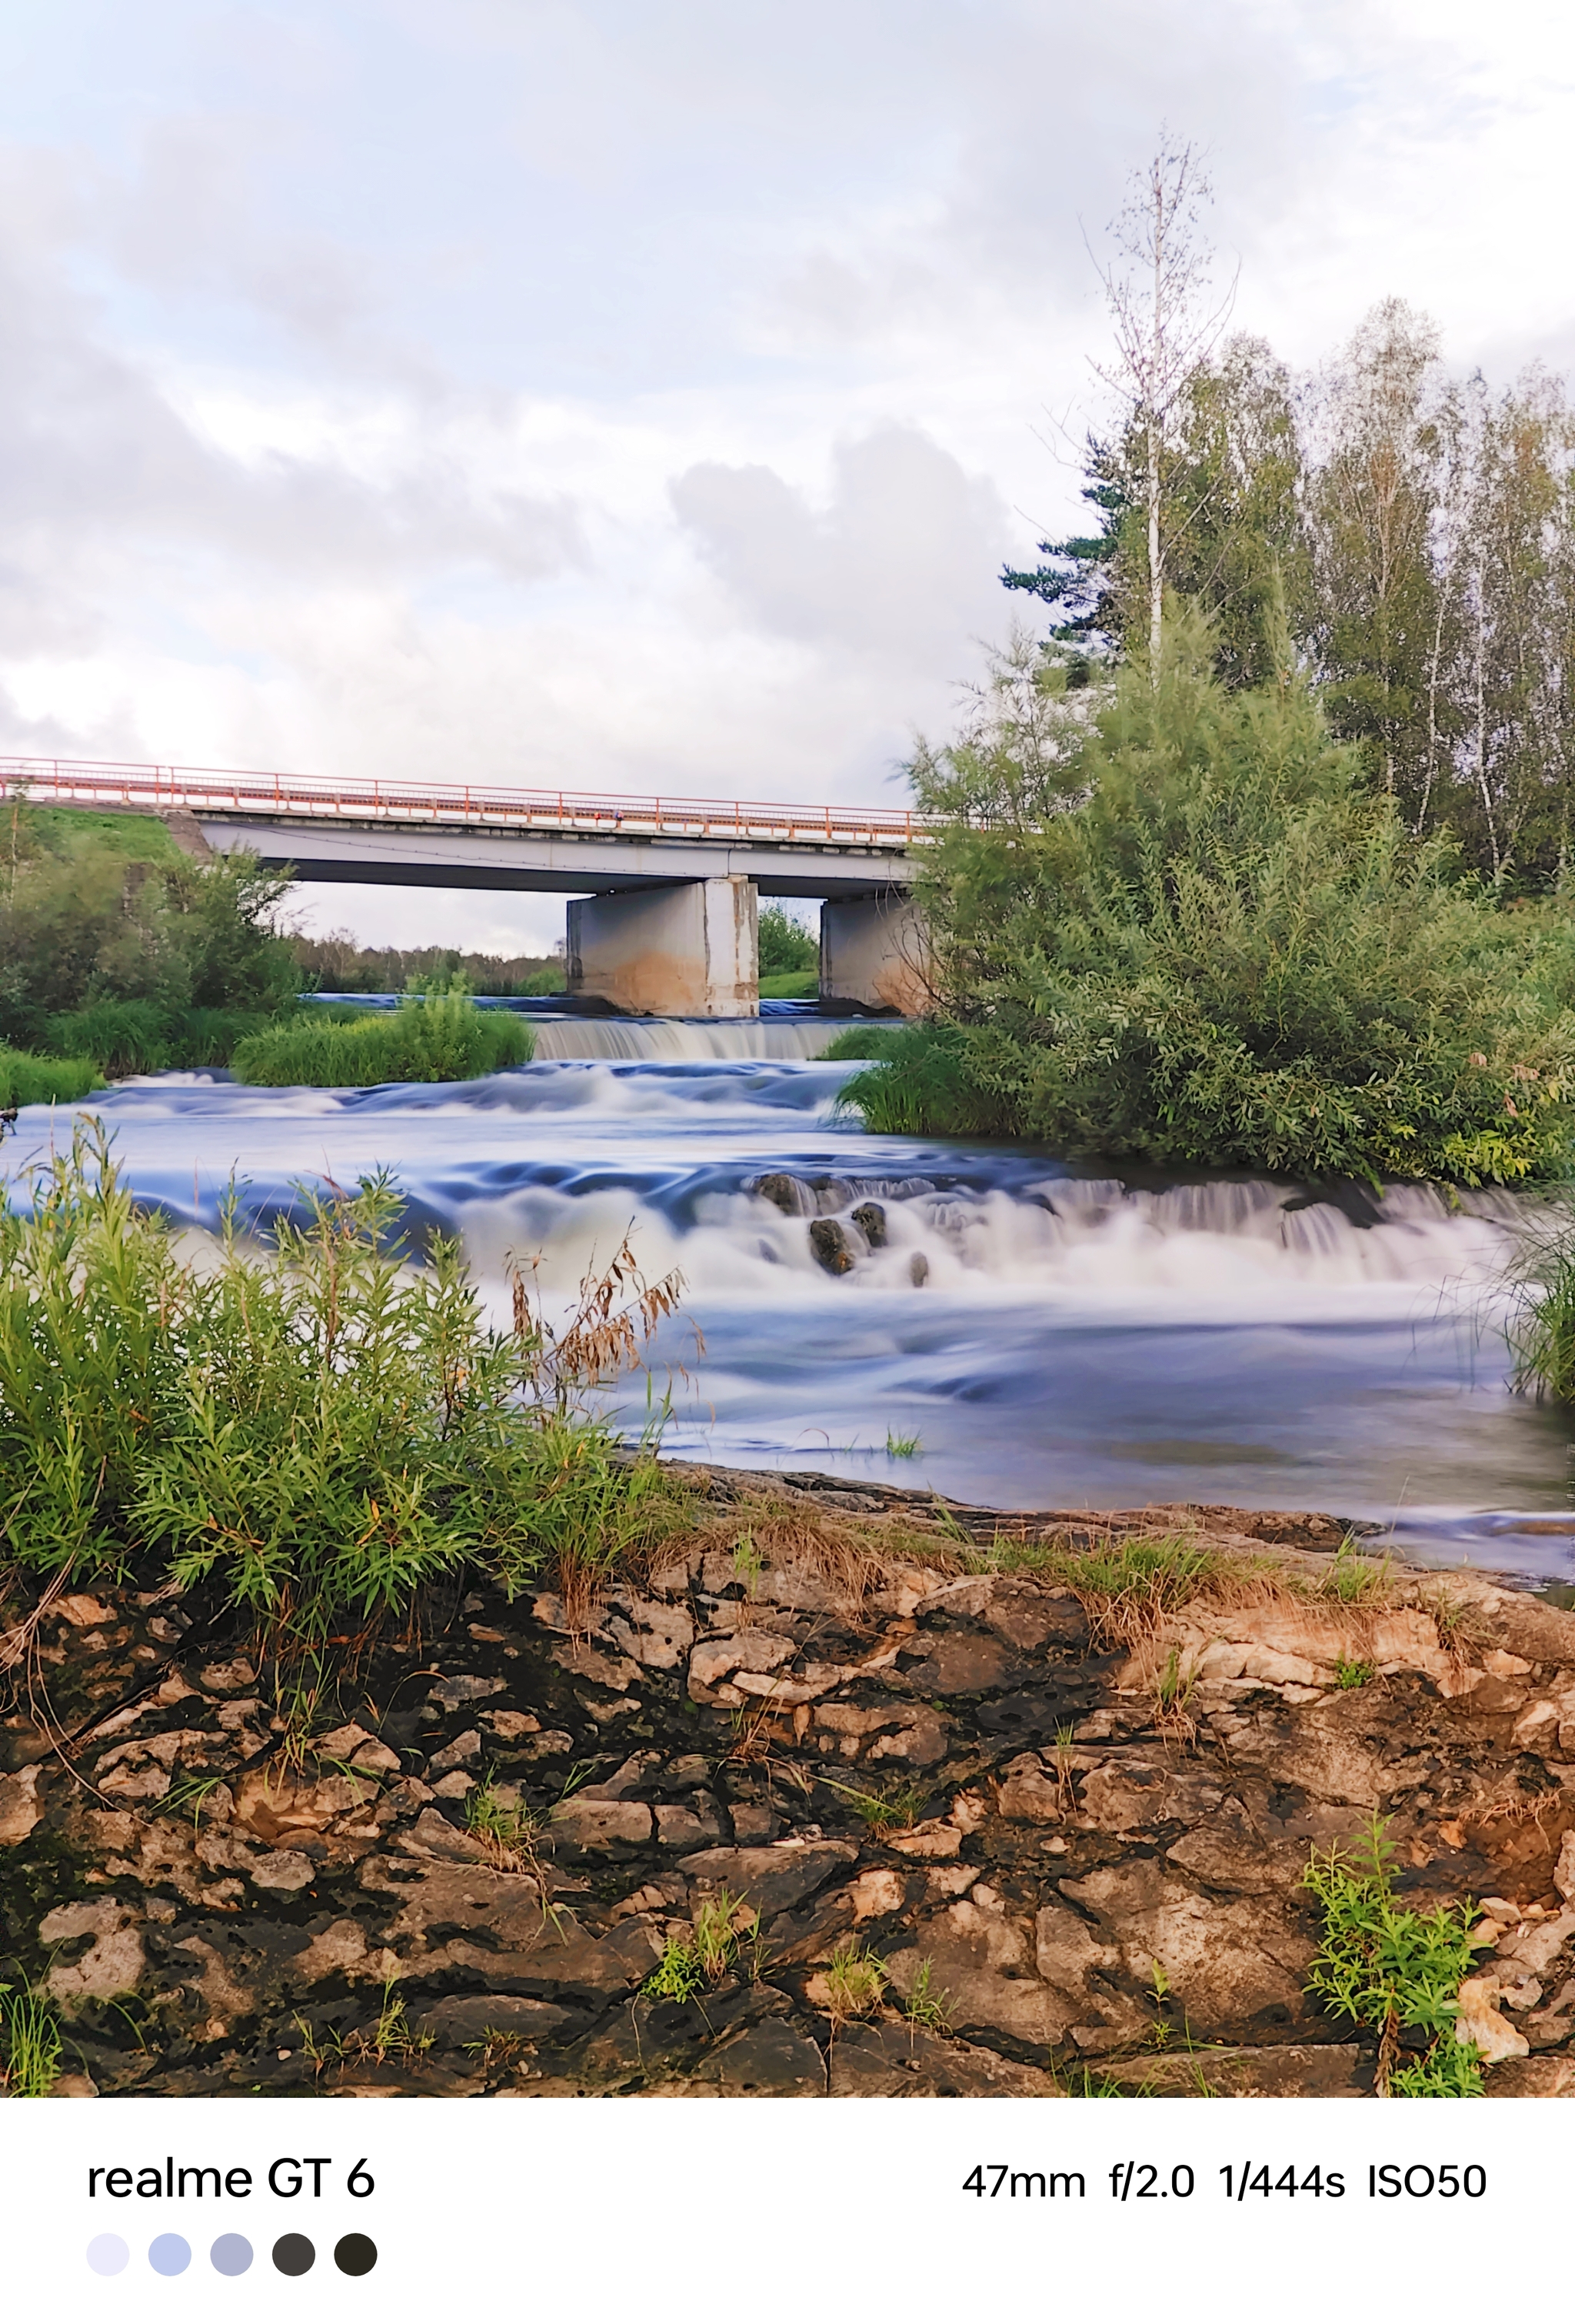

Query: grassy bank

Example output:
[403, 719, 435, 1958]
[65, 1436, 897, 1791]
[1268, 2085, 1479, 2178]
[0, 1046, 104, 1106]
[232, 988, 534, 1085]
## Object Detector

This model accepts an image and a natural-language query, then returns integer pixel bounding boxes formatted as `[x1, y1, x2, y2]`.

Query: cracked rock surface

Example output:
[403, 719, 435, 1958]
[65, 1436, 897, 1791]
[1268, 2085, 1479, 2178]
[6, 1468, 1575, 2097]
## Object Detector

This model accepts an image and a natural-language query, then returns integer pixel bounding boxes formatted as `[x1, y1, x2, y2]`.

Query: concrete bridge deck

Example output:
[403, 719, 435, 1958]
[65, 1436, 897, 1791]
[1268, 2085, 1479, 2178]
[0, 755, 932, 1017]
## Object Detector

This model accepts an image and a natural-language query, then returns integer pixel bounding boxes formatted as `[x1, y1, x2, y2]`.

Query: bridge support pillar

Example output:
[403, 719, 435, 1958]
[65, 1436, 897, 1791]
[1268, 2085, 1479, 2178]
[566, 877, 759, 1017]
[820, 894, 930, 1015]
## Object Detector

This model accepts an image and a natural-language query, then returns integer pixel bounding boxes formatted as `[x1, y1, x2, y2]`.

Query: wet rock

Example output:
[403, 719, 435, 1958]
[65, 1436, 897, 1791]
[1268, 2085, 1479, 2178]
[851, 1202, 887, 1248]
[751, 1173, 814, 1217]
[908, 1254, 929, 1286]
[418, 1993, 574, 2047]
[809, 1218, 855, 1275]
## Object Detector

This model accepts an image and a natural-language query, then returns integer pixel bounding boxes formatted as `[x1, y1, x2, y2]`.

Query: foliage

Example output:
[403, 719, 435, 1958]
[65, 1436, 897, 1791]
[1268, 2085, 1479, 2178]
[0, 1976, 64, 2096]
[0, 1046, 103, 1107]
[1303, 1814, 1483, 2096]
[757, 904, 817, 979]
[232, 983, 534, 1085]
[904, 1959, 952, 2034]
[824, 1774, 928, 1834]
[291, 930, 563, 995]
[1507, 1198, 1575, 1402]
[0, 807, 297, 1061]
[0, 1129, 690, 1653]
[821, 1937, 887, 2027]
[841, 614, 1575, 1184]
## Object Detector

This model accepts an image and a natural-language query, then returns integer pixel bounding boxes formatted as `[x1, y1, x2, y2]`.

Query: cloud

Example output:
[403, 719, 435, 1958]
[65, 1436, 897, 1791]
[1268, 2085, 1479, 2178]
[671, 426, 1011, 668]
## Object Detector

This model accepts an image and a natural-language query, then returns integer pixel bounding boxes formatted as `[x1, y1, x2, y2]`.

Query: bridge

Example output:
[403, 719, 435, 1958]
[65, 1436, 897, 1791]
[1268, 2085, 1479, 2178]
[0, 755, 932, 1017]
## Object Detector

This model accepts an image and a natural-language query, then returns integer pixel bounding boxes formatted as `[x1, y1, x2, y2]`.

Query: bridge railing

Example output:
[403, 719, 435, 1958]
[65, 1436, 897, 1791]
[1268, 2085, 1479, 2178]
[0, 755, 929, 851]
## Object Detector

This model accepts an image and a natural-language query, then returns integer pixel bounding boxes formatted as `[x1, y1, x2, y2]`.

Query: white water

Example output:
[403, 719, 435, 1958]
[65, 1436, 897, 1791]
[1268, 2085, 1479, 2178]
[15, 1042, 1575, 1579]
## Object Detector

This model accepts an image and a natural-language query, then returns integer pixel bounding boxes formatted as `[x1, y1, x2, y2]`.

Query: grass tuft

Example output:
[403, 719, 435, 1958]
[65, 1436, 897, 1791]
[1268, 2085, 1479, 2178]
[233, 982, 533, 1086]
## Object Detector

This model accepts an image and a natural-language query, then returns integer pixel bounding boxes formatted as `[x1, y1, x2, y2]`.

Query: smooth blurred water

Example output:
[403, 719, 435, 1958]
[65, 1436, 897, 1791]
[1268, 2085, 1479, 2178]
[15, 1017, 1575, 1581]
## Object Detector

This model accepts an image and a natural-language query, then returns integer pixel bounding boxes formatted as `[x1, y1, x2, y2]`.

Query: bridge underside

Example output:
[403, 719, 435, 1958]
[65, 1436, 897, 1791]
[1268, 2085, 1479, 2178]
[195, 814, 926, 1017]
[196, 815, 911, 901]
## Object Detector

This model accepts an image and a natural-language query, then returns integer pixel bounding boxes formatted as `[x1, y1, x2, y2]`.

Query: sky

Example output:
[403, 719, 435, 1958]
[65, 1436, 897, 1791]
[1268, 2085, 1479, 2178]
[3, 0, 1573, 953]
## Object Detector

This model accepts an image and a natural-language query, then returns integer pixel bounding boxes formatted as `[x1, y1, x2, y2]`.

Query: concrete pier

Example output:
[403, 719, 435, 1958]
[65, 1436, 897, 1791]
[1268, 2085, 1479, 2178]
[820, 894, 931, 1015]
[566, 876, 758, 1017]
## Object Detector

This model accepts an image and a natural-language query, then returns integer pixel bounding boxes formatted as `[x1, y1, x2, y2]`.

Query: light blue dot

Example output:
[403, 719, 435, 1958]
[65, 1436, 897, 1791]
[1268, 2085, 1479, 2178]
[86, 2235, 128, 2277]
[211, 2234, 253, 2277]
[148, 2234, 191, 2277]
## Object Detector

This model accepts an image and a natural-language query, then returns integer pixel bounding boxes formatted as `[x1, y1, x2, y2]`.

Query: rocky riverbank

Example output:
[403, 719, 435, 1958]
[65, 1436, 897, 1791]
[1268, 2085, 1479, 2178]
[5, 1467, 1575, 2098]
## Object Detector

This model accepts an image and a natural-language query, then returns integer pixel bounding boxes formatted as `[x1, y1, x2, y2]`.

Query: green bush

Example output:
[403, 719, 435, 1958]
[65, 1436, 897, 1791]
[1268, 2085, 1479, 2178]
[1303, 1815, 1483, 2096]
[841, 612, 1575, 1185]
[232, 986, 534, 1086]
[0, 1047, 103, 1107]
[0, 811, 298, 1056]
[0, 1128, 684, 1649]
[42, 999, 282, 1079]
[758, 904, 817, 979]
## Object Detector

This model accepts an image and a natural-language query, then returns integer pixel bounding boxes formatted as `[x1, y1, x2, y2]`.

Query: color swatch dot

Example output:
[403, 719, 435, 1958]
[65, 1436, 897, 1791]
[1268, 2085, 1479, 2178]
[148, 2235, 191, 2278]
[335, 2233, 378, 2277]
[86, 2236, 128, 2278]
[211, 2234, 254, 2277]
[272, 2233, 315, 2277]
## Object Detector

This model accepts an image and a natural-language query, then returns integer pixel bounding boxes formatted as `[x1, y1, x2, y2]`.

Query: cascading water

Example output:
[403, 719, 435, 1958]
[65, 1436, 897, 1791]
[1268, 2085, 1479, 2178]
[15, 1023, 1575, 1579]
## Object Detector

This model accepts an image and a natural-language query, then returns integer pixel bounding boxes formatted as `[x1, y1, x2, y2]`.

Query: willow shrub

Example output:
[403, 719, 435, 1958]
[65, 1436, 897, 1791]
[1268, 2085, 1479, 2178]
[0, 1129, 680, 1646]
[839, 613, 1575, 1185]
[232, 984, 533, 1087]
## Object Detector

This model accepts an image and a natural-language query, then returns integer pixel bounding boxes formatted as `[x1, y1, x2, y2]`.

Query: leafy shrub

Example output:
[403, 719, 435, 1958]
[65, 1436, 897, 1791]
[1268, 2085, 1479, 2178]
[1304, 1815, 1483, 2095]
[758, 904, 817, 978]
[0, 811, 297, 1054]
[232, 985, 534, 1086]
[841, 613, 1575, 1185]
[0, 1128, 685, 1649]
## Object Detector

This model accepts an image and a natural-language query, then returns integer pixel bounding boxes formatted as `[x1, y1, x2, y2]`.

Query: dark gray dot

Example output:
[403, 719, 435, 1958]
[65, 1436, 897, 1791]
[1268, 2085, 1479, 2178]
[335, 2233, 378, 2277]
[272, 2233, 315, 2276]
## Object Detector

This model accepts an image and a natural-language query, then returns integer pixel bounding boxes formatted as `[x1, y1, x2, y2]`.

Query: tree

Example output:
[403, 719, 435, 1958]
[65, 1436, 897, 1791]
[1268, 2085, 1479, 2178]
[1304, 300, 1452, 819]
[1088, 135, 1235, 675]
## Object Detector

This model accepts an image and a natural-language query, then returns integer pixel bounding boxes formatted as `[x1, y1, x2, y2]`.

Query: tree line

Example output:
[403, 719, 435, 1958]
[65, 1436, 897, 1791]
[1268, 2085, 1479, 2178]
[1004, 144, 1575, 891]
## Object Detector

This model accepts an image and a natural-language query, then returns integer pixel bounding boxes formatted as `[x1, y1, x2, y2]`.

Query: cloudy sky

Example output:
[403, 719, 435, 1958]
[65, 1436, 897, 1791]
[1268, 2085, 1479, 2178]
[3, 0, 1573, 950]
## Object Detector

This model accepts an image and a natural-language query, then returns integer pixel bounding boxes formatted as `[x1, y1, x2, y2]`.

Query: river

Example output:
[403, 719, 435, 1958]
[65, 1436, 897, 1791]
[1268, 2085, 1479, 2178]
[15, 1007, 1575, 1583]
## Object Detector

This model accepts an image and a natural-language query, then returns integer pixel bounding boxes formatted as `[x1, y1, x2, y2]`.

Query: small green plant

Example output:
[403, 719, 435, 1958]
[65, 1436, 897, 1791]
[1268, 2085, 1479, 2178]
[1303, 1814, 1483, 2096]
[904, 1958, 951, 2035]
[1154, 1644, 1196, 1720]
[1147, 1958, 1174, 2049]
[295, 1979, 433, 2076]
[642, 1937, 706, 2005]
[1334, 1656, 1377, 1690]
[1319, 1540, 1394, 1606]
[465, 1779, 542, 1868]
[0, 1977, 64, 2096]
[884, 1429, 923, 1459]
[822, 1936, 887, 2027]
[824, 1774, 928, 1835]
[1051, 1722, 1080, 1811]
[641, 1889, 755, 2004]
[730, 1530, 765, 1596]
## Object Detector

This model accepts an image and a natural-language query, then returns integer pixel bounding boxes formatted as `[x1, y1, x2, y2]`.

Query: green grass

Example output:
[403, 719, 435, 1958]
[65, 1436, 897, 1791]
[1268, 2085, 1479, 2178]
[10, 805, 183, 861]
[884, 1428, 923, 1458]
[824, 1774, 928, 1834]
[0, 1045, 103, 1106]
[0, 1976, 64, 2096]
[1304, 1814, 1483, 2096]
[232, 987, 533, 1086]
[758, 971, 820, 1000]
